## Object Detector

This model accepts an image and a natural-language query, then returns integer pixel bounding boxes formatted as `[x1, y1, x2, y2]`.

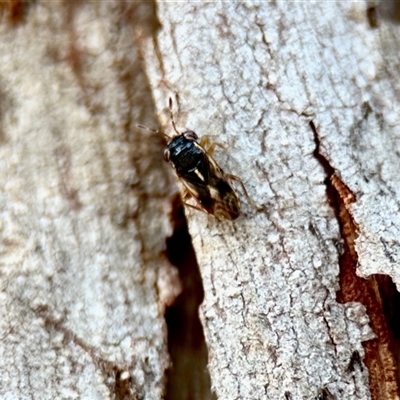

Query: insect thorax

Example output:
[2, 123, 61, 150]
[167, 135, 205, 176]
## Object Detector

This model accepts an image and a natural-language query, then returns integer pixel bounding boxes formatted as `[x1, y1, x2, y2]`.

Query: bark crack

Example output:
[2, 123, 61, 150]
[164, 194, 215, 400]
[311, 120, 400, 400]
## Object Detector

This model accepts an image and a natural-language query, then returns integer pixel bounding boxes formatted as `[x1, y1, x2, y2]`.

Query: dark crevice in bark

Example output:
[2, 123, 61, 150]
[117, 2, 214, 396]
[366, 5, 379, 29]
[34, 304, 137, 400]
[164, 194, 216, 400]
[311, 120, 400, 400]
[0, 0, 34, 26]
[113, 367, 134, 400]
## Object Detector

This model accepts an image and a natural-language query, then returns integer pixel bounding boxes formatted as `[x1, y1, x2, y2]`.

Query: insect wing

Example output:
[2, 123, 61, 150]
[180, 153, 240, 221]
[208, 156, 241, 220]
[178, 156, 215, 213]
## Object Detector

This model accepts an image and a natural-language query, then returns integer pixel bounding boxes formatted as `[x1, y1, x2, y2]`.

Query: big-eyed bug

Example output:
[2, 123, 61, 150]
[163, 98, 257, 221]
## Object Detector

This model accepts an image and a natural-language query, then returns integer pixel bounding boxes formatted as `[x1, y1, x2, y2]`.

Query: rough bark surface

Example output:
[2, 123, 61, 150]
[140, 2, 400, 399]
[1, 1, 400, 400]
[0, 2, 179, 399]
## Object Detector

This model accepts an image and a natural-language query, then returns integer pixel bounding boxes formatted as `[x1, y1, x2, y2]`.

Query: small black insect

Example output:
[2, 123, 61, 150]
[163, 98, 255, 221]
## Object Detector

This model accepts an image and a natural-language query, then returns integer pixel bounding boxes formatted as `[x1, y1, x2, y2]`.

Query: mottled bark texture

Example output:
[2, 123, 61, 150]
[1, 1, 400, 400]
[0, 2, 179, 399]
[141, 2, 400, 400]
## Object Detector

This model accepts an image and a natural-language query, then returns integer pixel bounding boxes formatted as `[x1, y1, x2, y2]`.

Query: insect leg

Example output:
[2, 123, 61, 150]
[181, 188, 209, 214]
[199, 136, 227, 156]
[181, 188, 192, 201]
[183, 202, 207, 213]
[225, 174, 263, 211]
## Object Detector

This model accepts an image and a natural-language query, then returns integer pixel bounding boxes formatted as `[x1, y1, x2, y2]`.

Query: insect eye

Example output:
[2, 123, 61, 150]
[183, 131, 198, 141]
[163, 148, 171, 162]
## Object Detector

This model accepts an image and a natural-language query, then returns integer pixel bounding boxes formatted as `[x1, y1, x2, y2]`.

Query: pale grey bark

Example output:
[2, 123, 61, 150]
[0, 2, 178, 399]
[140, 2, 400, 399]
[1, 1, 400, 400]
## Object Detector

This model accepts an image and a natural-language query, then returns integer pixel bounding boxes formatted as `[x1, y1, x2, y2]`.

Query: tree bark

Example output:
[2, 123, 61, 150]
[1, 1, 400, 400]
[0, 2, 178, 399]
[140, 2, 400, 399]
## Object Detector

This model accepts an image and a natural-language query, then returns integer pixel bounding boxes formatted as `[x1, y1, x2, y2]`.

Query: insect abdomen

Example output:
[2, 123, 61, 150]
[212, 181, 240, 221]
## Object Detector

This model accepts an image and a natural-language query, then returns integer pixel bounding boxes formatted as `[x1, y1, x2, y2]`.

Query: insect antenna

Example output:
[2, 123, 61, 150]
[169, 97, 181, 136]
[136, 124, 170, 140]
[136, 124, 158, 133]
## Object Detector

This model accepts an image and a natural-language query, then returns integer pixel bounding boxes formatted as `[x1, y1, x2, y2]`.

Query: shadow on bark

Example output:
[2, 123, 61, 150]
[165, 194, 216, 400]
